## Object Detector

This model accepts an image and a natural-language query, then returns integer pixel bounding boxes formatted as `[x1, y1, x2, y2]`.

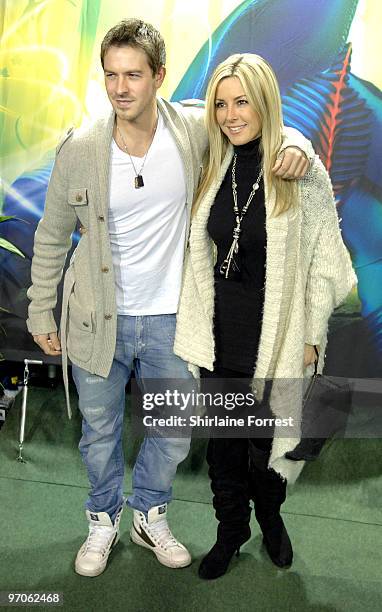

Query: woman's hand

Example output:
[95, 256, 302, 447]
[304, 343, 319, 368]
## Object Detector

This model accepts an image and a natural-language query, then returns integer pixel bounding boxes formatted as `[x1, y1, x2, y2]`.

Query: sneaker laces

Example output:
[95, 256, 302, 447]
[85, 524, 116, 556]
[148, 518, 180, 549]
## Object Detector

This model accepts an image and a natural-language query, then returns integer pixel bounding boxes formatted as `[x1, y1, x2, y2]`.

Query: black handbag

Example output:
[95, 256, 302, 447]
[285, 346, 353, 461]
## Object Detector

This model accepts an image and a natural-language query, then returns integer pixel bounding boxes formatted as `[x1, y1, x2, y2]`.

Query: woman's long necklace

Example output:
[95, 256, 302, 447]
[116, 119, 158, 189]
[219, 154, 263, 279]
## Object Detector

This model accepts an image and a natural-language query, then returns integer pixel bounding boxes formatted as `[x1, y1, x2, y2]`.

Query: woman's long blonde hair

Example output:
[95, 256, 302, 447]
[193, 53, 297, 217]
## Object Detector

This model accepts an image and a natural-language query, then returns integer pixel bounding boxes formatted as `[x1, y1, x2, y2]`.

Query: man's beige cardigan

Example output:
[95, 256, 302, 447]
[174, 146, 357, 483]
[26, 95, 313, 419]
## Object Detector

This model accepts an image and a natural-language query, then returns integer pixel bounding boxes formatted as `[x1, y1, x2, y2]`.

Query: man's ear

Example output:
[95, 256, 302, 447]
[155, 65, 166, 90]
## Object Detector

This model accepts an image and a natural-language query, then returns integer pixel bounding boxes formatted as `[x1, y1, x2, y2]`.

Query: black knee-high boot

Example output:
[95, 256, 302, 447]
[199, 438, 252, 580]
[248, 443, 293, 568]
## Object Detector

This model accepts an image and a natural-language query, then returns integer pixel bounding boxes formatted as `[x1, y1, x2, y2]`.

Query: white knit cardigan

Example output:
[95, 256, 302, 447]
[174, 145, 357, 483]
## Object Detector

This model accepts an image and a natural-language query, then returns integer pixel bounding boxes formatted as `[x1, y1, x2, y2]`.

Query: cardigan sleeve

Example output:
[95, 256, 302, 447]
[26, 139, 77, 335]
[281, 126, 315, 164]
[304, 165, 357, 345]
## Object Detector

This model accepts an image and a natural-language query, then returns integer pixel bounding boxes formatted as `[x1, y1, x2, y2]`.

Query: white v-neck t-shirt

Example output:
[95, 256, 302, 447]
[108, 111, 187, 315]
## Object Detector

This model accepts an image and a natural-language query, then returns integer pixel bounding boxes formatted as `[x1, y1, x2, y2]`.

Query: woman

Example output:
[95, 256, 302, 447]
[174, 53, 357, 579]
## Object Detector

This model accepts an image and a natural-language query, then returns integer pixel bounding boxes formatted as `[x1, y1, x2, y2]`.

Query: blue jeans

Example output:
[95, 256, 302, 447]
[72, 314, 193, 521]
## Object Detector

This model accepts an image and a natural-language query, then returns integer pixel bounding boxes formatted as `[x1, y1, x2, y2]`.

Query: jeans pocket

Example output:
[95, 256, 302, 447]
[163, 315, 176, 345]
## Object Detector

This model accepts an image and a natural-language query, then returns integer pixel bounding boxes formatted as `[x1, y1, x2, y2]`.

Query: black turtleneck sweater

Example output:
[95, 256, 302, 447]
[207, 137, 266, 375]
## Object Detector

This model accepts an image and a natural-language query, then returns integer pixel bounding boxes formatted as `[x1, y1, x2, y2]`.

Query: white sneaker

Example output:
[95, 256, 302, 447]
[130, 504, 191, 568]
[75, 507, 123, 577]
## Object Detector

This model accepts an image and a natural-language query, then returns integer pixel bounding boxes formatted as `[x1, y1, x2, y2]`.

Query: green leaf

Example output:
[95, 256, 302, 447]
[0, 216, 14, 223]
[0, 237, 25, 258]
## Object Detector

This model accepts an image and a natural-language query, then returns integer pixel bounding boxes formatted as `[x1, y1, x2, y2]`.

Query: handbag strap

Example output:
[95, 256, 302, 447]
[313, 345, 319, 375]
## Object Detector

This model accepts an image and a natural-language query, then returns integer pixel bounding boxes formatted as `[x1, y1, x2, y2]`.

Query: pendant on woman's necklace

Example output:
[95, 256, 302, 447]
[219, 254, 241, 280]
[135, 175, 144, 189]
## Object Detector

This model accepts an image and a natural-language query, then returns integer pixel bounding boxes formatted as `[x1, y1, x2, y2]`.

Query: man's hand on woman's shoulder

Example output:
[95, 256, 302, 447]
[272, 147, 309, 179]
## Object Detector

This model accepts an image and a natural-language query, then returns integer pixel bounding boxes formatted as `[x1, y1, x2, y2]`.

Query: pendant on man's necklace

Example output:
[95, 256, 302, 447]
[135, 175, 144, 189]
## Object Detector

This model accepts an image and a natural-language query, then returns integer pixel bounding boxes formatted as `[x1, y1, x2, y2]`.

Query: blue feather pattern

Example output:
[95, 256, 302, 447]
[282, 44, 372, 196]
[172, 0, 359, 101]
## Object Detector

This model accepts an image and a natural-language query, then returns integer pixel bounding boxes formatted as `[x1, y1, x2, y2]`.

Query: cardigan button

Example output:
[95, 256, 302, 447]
[98, 215, 105, 221]
[75, 194, 83, 202]
[101, 266, 109, 273]
[104, 314, 112, 320]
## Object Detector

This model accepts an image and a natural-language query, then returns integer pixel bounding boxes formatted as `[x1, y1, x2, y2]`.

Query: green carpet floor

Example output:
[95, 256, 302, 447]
[0, 385, 381, 612]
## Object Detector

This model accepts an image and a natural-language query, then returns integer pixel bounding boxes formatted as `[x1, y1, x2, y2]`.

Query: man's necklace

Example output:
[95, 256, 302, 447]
[219, 153, 263, 279]
[116, 119, 158, 189]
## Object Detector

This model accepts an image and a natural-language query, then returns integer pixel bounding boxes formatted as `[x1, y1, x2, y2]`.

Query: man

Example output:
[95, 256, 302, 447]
[27, 18, 312, 577]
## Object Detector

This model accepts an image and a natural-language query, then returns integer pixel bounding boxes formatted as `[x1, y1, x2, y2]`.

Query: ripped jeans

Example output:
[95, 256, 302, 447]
[72, 314, 193, 521]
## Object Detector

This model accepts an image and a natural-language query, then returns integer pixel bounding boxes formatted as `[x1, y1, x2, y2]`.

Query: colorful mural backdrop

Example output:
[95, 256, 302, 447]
[0, 0, 381, 375]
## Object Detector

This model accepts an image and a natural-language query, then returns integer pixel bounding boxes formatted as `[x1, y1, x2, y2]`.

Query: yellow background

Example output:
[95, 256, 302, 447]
[1, 0, 381, 194]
